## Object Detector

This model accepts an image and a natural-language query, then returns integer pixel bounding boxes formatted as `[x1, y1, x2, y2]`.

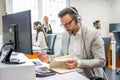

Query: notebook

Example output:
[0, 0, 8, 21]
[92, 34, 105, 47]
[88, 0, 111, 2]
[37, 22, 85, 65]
[49, 55, 80, 74]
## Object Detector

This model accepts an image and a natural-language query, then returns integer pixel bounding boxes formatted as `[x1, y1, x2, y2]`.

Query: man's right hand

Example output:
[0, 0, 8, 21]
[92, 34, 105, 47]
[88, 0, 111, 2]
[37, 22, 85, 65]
[38, 52, 50, 62]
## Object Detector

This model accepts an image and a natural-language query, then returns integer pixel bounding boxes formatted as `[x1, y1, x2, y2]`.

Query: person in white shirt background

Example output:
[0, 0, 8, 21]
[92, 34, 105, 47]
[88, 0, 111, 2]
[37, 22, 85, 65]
[93, 20, 101, 29]
[33, 21, 48, 49]
[93, 20, 104, 37]
[93, 20, 102, 33]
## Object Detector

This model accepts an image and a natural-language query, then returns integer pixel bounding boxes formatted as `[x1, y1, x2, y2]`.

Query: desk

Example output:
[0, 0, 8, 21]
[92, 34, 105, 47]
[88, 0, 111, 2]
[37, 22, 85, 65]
[0, 53, 36, 80]
[29, 58, 89, 80]
[36, 71, 89, 80]
[0, 53, 89, 80]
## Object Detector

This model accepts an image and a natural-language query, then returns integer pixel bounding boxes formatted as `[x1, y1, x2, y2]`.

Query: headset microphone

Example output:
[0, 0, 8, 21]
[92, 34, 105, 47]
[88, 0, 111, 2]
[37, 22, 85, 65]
[71, 25, 80, 35]
[68, 7, 81, 23]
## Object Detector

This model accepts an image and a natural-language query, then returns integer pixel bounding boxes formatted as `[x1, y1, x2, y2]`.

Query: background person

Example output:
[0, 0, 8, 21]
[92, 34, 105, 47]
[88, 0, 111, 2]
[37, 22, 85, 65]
[43, 16, 53, 34]
[33, 21, 48, 49]
[38, 7, 107, 80]
[93, 20, 104, 37]
[93, 20, 101, 29]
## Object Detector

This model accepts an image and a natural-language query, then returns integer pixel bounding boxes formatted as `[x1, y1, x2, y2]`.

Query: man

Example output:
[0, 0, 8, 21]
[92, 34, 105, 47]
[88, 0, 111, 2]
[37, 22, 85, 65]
[93, 20, 104, 37]
[93, 20, 101, 29]
[38, 7, 107, 80]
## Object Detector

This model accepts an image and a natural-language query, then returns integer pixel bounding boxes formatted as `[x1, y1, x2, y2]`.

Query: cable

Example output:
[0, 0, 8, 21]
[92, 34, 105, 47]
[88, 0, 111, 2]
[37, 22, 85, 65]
[0, 42, 14, 56]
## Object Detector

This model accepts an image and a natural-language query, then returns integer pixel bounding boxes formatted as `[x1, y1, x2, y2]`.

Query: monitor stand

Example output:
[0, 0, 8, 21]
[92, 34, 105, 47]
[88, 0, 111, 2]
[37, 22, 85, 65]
[2, 48, 13, 64]
[1, 48, 25, 64]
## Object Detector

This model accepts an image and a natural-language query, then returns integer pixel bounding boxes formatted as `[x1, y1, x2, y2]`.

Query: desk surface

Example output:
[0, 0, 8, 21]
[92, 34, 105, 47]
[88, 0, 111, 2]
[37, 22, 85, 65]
[0, 53, 32, 67]
[36, 71, 89, 80]
[30, 59, 89, 80]
[0, 53, 36, 80]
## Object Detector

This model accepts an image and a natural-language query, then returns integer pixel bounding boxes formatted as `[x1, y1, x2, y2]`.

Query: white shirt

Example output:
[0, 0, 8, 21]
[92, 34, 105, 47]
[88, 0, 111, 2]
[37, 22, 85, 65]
[68, 29, 82, 60]
[33, 32, 48, 49]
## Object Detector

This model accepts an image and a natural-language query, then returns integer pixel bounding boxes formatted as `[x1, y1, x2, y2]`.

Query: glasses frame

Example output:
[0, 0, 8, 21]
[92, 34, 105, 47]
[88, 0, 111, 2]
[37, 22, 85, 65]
[61, 18, 74, 28]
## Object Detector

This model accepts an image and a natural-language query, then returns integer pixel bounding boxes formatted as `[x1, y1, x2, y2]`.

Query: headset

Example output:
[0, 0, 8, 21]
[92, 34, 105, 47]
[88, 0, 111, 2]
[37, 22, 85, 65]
[36, 23, 42, 30]
[67, 7, 82, 35]
[34, 21, 42, 30]
[93, 20, 100, 29]
[68, 7, 81, 23]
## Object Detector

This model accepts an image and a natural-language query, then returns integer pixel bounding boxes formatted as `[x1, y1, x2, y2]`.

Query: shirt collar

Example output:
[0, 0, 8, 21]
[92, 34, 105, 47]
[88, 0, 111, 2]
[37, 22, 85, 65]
[75, 27, 81, 36]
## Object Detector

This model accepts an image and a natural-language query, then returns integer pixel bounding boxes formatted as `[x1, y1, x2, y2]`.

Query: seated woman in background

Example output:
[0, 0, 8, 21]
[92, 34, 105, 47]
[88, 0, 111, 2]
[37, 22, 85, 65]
[43, 16, 53, 34]
[33, 21, 48, 49]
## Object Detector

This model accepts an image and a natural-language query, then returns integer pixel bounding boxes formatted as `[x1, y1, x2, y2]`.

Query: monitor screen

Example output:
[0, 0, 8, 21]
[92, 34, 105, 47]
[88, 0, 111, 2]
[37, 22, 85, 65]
[109, 23, 120, 32]
[2, 10, 33, 55]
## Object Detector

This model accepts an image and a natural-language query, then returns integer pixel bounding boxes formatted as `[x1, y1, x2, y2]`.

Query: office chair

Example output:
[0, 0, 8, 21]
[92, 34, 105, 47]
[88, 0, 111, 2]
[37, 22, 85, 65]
[42, 34, 57, 55]
[102, 37, 111, 70]
[90, 77, 105, 80]
[113, 32, 120, 74]
[90, 37, 111, 80]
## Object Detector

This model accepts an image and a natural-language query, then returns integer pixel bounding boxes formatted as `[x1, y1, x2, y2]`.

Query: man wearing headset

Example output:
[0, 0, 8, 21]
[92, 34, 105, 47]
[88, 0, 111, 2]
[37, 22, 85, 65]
[38, 7, 108, 80]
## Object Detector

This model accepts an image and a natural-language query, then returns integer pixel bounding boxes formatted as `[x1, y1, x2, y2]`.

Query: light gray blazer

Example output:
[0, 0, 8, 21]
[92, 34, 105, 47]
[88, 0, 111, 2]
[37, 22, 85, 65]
[51, 26, 108, 79]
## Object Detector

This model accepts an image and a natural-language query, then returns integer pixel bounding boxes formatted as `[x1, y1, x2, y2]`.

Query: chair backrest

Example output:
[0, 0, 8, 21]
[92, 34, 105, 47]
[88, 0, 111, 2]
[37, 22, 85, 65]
[47, 34, 57, 54]
[102, 37, 111, 68]
[113, 32, 120, 60]
[102, 37, 111, 57]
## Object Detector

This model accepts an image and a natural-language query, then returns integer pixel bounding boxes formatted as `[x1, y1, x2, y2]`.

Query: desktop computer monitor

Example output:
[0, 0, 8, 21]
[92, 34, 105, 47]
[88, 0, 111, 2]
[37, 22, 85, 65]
[2, 10, 33, 55]
[109, 23, 120, 32]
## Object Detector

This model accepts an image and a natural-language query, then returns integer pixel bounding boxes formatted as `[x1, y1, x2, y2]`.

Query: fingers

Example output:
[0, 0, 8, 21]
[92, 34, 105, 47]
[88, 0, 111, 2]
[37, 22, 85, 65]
[38, 52, 49, 62]
[38, 52, 44, 60]
[41, 54, 49, 62]
[64, 59, 77, 69]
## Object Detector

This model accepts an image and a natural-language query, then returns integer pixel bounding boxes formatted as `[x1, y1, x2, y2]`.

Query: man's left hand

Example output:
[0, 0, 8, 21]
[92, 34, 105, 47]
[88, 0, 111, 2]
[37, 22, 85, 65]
[64, 59, 77, 69]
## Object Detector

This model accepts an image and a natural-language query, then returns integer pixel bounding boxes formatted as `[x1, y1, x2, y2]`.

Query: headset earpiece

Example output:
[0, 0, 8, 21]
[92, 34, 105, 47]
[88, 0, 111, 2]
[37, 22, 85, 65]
[37, 24, 41, 29]
[68, 7, 81, 23]
[76, 15, 81, 23]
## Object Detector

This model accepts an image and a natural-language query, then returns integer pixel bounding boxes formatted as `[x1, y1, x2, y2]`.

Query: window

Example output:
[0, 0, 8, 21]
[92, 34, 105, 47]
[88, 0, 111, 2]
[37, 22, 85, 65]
[6, 0, 66, 33]
[13, 0, 38, 26]
[43, 0, 66, 33]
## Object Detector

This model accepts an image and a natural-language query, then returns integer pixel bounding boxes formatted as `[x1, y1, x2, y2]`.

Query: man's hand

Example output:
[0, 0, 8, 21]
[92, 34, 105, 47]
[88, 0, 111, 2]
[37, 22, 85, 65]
[38, 52, 49, 62]
[64, 59, 77, 69]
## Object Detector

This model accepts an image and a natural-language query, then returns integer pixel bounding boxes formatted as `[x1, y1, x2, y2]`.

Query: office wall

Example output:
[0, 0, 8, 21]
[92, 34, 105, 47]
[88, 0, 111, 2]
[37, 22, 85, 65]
[0, 0, 5, 47]
[0, 0, 6, 35]
[37, 0, 43, 21]
[111, 0, 120, 22]
[68, 0, 112, 37]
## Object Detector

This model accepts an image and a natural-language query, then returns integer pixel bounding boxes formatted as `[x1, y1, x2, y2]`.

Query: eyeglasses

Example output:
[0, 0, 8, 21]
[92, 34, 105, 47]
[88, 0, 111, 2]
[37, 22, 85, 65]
[60, 18, 74, 28]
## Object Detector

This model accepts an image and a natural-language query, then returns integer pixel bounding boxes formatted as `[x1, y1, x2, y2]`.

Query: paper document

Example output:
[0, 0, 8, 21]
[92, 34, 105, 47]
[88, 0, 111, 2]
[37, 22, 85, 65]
[32, 46, 41, 52]
[49, 55, 80, 74]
